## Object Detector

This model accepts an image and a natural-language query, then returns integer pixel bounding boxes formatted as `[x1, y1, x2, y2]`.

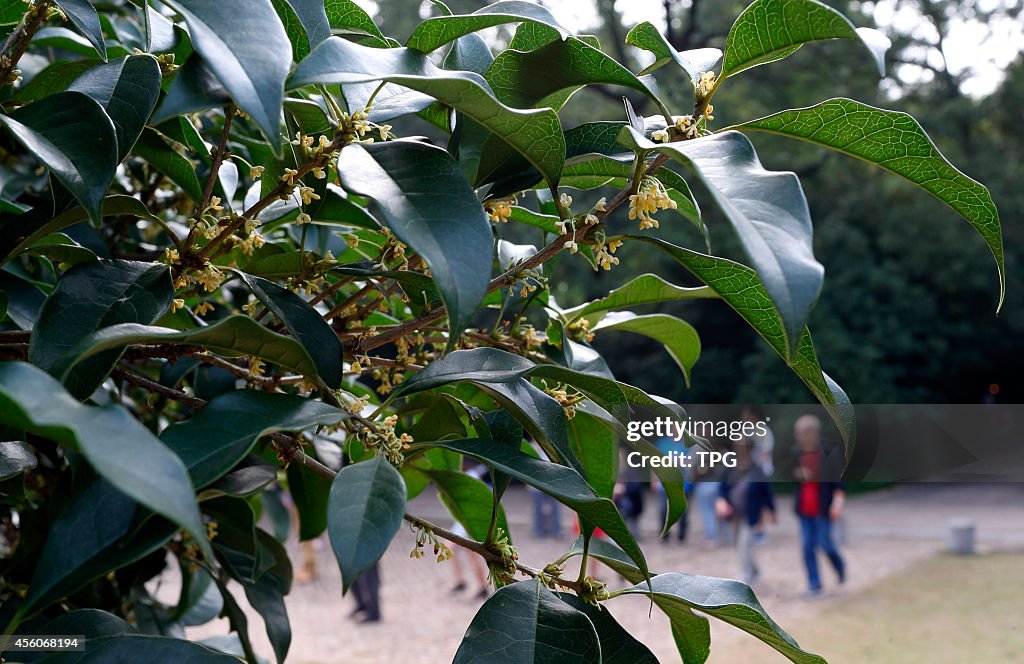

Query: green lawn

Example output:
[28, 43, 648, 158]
[715, 553, 1024, 663]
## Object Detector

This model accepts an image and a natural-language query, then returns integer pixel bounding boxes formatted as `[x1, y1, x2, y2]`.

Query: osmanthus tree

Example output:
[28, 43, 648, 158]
[0, 0, 1004, 662]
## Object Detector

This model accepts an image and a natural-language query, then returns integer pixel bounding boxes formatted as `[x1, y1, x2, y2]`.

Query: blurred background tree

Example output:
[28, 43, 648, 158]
[372, 0, 1022, 405]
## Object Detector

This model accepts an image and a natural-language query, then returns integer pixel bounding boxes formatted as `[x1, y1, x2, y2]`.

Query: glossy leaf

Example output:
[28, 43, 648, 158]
[567, 412, 615, 499]
[28, 259, 173, 398]
[153, 54, 231, 122]
[162, 0, 291, 146]
[0, 440, 37, 480]
[620, 128, 822, 356]
[234, 271, 343, 388]
[285, 0, 331, 47]
[737, 97, 1005, 309]
[622, 573, 826, 664]
[54, 0, 106, 60]
[453, 579, 600, 664]
[633, 236, 855, 459]
[69, 55, 162, 160]
[591, 312, 701, 387]
[420, 438, 649, 584]
[289, 37, 566, 185]
[52, 316, 327, 387]
[324, 0, 387, 43]
[625, 21, 722, 80]
[338, 140, 493, 340]
[721, 0, 889, 79]
[0, 362, 207, 555]
[557, 594, 659, 664]
[407, 0, 568, 53]
[561, 273, 715, 324]
[37, 635, 241, 662]
[0, 91, 117, 225]
[161, 390, 346, 488]
[327, 456, 406, 592]
[427, 469, 507, 542]
[288, 461, 332, 540]
[132, 128, 204, 202]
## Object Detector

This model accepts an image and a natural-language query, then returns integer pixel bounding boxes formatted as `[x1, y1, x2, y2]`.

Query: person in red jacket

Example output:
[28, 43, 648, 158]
[793, 415, 846, 597]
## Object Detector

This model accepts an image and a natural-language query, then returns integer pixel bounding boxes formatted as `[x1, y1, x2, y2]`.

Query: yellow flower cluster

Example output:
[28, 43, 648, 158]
[628, 176, 677, 230]
[594, 238, 622, 271]
[484, 196, 516, 223]
[409, 523, 452, 562]
[356, 414, 413, 466]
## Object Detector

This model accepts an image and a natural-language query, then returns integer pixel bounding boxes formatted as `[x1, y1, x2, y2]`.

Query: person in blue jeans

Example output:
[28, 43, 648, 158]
[793, 415, 846, 597]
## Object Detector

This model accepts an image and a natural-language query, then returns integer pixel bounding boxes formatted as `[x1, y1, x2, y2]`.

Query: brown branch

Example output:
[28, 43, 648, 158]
[185, 106, 236, 250]
[0, 1, 50, 91]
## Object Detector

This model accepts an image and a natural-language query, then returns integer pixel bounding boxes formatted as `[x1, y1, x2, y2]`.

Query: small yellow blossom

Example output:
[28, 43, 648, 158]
[281, 168, 299, 185]
[298, 186, 320, 205]
[296, 212, 312, 224]
[249, 165, 265, 179]
[171, 298, 185, 312]
[559, 192, 573, 210]
[194, 302, 215, 316]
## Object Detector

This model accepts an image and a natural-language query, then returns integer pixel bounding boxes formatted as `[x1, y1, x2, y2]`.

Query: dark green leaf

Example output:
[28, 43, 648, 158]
[0, 440, 36, 480]
[28, 259, 172, 398]
[591, 312, 700, 387]
[568, 412, 615, 499]
[453, 578, 600, 664]
[721, 0, 889, 79]
[0, 363, 207, 555]
[53, 0, 106, 60]
[0, 91, 117, 225]
[337, 140, 493, 340]
[69, 55, 162, 160]
[145, 2, 178, 52]
[625, 21, 722, 79]
[13, 59, 100, 103]
[132, 128, 204, 202]
[56, 316, 329, 389]
[0, 271, 43, 329]
[736, 97, 1005, 309]
[328, 456, 406, 592]
[289, 37, 566, 185]
[444, 33, 493, 74]
[153, 54, 231, 122]
[162, 0, 292, 147]
[324, 0, 387, 44]
[633, 236, 855, 460]
[408, 0, 568, 53]
[564, 535, 647, 584]
[622, 573, 826, 664]
[285, 0, 331, 45]
[234, 271, 343, 388]
[420, 438, 648, 584]
[37, 635, 241, 663]
[287, 461, 332, 540]
[620, 128, 822, 356]
[161, 390, 345, 488]
[427, 469, 507, 542]
[557, 594, 659, 664]
[41, 609, 135, 641]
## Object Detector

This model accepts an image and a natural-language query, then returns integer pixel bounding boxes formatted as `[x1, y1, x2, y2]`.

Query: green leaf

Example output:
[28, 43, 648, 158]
[620, 128, 822, 356]
[561, 273, 715, 324]
[327, 456, 406, 592]
[23, 479, 176, 615]
[153, 54, 231, 122]
[453, 578, 600, 664]
[28, 259, 173, 398]
[0, 440, 36, 480]
[0, 91, 117, 225]
[0, 362, 207, 556]
[721, 0, 889, 79]
[5, 196, 164, 263]
[736, 97, 1005, 310]
[132, 128, 204, 202]
[567, 412, 615, 499]
[162, 0, 292, 147]
[285, 0, 331, 46]
[13, 59, 100, 103]
[407, 0, 569, 53]
[633, 236, 855, 460]
[37, 635, 242, 662]
[234, 271, 343, 388]
[53, 0, 107, 60]
[622, 573, 826, 664]
[69, 55, 162, 160]
[161, 390, 345, 488]
[427, 469, 507, 542]
[0, 0, 27, 24]
[591, 312, 701, 387]
[625, 21, 722, 80]
[52, 316, 328, 387]
[420, 438, 649, 584]
[564, 535, 647, 585]
[273, 0, 312, 61]
[289, 37, 566, 185]
[324, 0, 387, 44]
[145, 2, 178, 52]
[337, 140, 493, 340]
[40, 609, 135, 641]
[287, 461, 332, 540]
[557, 593, 659, 664]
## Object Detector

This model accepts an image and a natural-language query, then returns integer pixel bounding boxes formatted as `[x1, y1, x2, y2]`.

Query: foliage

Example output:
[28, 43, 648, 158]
[0, 0, 1003, 662]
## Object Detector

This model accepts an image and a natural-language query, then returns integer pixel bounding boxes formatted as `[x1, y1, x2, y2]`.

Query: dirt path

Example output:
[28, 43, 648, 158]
[183, 483, 1024, 663]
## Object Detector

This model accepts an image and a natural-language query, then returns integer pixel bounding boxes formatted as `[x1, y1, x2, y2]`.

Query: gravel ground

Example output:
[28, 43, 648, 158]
[181, 483, 1024, 663]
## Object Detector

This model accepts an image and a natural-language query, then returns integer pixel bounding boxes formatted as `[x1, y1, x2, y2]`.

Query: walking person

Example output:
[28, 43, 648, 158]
[792, 415, 846, 597]
[716, 439, 776, 585]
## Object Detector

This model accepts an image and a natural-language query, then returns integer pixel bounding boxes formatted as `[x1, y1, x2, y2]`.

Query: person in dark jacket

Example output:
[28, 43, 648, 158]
[792, 415, 846, 596]
[716, 439, 775, 584]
